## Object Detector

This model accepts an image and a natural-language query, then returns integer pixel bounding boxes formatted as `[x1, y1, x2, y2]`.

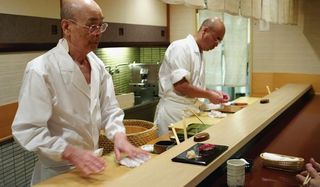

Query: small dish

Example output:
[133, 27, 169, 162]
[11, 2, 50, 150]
[140, 144, 154, 153]
[154, 140, 176, 154]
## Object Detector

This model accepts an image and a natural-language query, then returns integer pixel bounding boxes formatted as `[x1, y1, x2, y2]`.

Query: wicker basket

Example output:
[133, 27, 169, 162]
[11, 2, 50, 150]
[99, 119, 158, 155]
[260, 152, 304, 172]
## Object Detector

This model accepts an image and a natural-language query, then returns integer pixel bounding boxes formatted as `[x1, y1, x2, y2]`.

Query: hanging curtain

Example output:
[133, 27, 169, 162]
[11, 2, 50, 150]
[184, 0, 206, 9]
[206, 0, 298, 24]
[161, 0, 205, 8]
[240, 0, 262, 19]
[223, 13, 248, 86]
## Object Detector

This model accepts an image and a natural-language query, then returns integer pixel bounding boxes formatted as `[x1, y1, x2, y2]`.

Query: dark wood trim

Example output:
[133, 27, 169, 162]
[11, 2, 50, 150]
[98, 42, 170, 48]
[0, 13, 169, 52]
[0, 42, 169, 52]
[0, 43, 56, 52]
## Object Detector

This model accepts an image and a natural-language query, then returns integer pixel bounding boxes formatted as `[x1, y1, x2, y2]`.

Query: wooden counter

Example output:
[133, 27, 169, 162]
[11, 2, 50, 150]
[35, 84, 311, 187]
[201, 87, 320, 187]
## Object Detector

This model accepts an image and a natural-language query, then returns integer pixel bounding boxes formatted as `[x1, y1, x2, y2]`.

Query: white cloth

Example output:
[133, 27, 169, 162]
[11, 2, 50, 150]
[154, 35, 205, 135]
[119, 155, 151, 168]
[12, 39, 125, 184]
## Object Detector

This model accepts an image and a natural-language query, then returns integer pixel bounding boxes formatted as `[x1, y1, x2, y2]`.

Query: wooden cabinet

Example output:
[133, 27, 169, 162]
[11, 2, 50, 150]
[0, 13, 61, 51]
[100, 22, 169, 47]
[0, 14, 169, 52]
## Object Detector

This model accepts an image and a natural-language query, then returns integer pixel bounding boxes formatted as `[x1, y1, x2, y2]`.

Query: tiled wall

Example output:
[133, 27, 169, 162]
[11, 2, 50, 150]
[95, 47, 166, 94]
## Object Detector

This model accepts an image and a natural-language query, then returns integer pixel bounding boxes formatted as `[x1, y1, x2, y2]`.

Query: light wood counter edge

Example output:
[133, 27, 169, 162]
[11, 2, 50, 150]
[106, 84, 312, 187]
[35, 84, 312, 187]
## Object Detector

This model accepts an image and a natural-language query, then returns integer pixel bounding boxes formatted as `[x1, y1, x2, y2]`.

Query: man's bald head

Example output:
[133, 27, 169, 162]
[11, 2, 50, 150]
[60, 0, 101, 20]
[195, 17, 225, 52]
[199, 17, 225, 34]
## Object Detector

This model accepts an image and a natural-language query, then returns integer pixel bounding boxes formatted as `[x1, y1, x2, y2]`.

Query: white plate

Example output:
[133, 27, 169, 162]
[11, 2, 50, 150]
[141, 144, 154, 152]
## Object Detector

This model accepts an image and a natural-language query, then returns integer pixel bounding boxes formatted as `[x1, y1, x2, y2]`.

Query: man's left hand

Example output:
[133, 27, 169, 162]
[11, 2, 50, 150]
[113, 132, 149, 161]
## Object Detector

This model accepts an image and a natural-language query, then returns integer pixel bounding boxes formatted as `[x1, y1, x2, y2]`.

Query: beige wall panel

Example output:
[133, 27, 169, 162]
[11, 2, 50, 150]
[251, 73, 274, 97]
[96, 0, 167, 26]
[252, 0, 320, 75]
[0, 0, 59, 18]
[274, 73, 320, 95]
[252, 72, 320, 96]
[169, 5, 196, 42]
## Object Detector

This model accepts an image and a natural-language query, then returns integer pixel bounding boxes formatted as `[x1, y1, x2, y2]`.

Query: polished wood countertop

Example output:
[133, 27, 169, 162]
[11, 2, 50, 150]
[202, 88, 320, 187]
[35, 84, 311, 187]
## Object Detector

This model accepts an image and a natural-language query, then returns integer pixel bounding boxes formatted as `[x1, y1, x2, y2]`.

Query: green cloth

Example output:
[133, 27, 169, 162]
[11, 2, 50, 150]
[177, 123, 211, 138]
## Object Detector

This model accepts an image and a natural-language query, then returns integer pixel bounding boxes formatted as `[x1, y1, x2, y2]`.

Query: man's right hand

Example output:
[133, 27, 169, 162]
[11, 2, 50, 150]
[207, 90, 229, 104]
[62, 145, 105, 176]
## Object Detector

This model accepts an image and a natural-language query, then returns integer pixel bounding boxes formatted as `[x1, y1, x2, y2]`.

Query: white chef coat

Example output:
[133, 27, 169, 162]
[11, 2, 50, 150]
[12, 39, 125, 184]
[154, 35, 206, 136]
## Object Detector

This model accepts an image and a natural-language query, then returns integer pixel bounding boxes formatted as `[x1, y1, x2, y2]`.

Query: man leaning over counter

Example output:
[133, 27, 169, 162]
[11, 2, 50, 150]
[154, 17, 230, 136]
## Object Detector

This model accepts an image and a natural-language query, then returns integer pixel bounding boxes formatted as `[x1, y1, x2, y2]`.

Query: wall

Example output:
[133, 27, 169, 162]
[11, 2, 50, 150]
[0, 0, 60, 18]
[0, 0, 167, 104]
[0, 0, 167, 105]
[169, 5, 197, 42]
[95, 47, 166, 94]
[97, 0, 167, 26]
[251, 0, 320, 96]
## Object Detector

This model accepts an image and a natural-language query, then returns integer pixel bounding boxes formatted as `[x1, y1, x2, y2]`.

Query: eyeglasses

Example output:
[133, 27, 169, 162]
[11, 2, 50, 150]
[68, 19, 108, 34]
[208, 30, 223, 44]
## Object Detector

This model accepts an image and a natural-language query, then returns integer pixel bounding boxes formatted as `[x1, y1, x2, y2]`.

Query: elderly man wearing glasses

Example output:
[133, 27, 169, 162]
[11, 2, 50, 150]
[12, 0, 148, 184]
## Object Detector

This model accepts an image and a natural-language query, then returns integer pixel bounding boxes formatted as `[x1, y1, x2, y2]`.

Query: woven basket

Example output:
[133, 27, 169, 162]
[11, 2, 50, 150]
[260, 152, 304, 172]
[99, 119, 158, 155]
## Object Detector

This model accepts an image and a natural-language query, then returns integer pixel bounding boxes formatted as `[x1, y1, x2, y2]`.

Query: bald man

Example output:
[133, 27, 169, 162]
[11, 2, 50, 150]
[154, 18, 230, 136]
[12, 0, 147, 184]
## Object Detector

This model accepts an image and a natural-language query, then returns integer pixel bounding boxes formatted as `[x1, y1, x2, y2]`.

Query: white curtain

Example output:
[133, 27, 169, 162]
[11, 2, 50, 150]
[206, 0, 298, 25]
[223, 13, 248, 86]
[161, 0, 298, 24]
[199, 10, 248, 87]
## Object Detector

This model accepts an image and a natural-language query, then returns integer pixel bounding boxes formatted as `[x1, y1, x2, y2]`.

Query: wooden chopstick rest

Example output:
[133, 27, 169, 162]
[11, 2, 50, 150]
[260, 98, 270, 104]
[194, 132, 210, 142]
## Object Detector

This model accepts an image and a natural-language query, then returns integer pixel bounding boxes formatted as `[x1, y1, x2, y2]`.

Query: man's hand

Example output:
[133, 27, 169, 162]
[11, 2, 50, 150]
[296, 158, 320, 187]
[62, 145, 105, 176]
[207, 90, 230, 104]
[113, 132, 149, 161]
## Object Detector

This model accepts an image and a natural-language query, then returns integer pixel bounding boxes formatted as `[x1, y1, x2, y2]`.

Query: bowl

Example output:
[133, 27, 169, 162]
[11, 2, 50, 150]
[153, 140, 176, 154]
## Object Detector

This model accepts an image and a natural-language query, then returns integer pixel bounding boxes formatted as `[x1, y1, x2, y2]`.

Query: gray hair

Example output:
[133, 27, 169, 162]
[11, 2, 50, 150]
[199, 17, 223, 32]
[60, 0, 76, 20]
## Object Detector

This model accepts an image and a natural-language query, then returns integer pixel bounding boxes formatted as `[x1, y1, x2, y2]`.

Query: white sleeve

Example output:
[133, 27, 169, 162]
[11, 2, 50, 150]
[12, 68, 68, 162]
[100, 72, 125, 141]
[159, 44, 191, 93]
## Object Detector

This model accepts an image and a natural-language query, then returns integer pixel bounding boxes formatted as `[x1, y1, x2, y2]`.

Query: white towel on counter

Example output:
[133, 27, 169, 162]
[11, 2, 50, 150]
[119, 155, 151, 168]
[208, 110, 227, 118]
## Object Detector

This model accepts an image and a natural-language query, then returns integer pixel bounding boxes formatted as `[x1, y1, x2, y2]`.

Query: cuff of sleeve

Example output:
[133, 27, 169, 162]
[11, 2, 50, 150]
[38, 138, 68, 162]
[171, 69, 190, 84]
[106, 124, 126, 141]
